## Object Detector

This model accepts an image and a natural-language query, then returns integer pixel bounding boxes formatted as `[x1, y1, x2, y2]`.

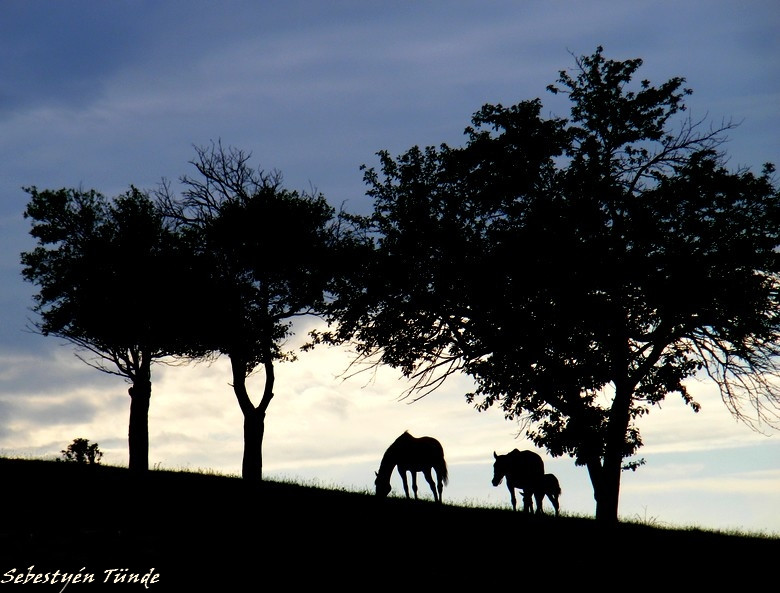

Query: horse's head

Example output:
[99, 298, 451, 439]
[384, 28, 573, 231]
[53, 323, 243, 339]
[491, 451, 505, 487]
[374, 470, 391, 498]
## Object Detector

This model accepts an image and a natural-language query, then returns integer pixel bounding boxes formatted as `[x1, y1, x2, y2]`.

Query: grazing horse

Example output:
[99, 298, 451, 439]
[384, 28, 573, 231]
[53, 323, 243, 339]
[375, 431, 449, 503]
[491, 449, 545, 513]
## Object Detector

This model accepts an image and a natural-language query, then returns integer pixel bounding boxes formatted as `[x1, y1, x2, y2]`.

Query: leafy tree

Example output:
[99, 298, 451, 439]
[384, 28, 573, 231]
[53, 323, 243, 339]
[60, 437, 103, 464]
[157, 142, 359, 483]
[319, 47, 780, 522]
[21, 186, 203, 472]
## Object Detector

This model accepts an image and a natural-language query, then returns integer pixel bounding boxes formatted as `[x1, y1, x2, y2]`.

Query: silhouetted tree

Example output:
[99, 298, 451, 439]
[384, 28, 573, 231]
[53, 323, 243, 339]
[157, 142, 360, 483]
[21, 187, 203, 472]
[318, 47, 780, 523]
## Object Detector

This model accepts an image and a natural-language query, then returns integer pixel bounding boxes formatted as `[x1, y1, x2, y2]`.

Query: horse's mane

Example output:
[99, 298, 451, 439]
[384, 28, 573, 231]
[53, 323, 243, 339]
[395, 430, 413, 443]
[378, 431, 412, 475]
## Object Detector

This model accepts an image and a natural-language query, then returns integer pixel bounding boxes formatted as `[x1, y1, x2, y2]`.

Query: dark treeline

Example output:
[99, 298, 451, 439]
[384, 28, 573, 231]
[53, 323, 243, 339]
[20, 47, 780, 524]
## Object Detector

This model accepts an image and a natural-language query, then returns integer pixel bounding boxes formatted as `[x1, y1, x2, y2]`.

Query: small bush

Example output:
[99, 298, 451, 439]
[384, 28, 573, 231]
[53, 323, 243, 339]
[60, 438, 103, 465]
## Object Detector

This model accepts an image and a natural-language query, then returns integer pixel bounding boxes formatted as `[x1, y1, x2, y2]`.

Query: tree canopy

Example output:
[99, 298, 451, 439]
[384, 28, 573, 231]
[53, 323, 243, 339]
[318, 46, 780, 522]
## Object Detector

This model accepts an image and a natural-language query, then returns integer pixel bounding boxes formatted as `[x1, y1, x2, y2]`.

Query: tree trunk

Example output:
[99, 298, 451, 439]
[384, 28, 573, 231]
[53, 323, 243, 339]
[584, 457, 604, 505]
[242, 406, 265, 484]
[596, 373, 634, 523]
[127, 359, 152, 473]
[230, 354, 275, 484]
[595, 458, 621, 523]
[592, 312, 635, 523]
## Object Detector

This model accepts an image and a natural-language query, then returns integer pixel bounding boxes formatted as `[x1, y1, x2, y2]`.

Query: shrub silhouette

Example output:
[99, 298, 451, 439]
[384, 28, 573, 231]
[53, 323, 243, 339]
[60, 438, 103, 465]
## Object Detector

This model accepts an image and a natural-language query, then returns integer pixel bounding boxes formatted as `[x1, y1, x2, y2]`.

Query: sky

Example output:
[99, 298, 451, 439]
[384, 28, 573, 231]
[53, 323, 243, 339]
[1, 0, 779, 536]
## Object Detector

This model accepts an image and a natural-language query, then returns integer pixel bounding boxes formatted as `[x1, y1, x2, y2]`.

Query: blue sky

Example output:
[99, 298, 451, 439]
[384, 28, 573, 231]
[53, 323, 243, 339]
[1, 1, 779, 536]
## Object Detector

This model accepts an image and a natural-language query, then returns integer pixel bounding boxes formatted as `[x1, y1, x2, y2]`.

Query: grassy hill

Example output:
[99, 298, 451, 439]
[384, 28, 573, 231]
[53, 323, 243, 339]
[1, 457, 776, 589]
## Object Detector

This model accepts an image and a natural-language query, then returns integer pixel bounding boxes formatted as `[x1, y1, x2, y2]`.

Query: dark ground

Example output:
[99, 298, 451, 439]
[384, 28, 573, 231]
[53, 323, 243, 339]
[1, 458, 776, 589]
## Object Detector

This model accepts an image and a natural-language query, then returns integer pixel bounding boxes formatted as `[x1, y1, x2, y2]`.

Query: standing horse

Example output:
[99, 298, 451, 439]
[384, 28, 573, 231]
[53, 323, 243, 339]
[375, 431, 449, 503]
[491, 449, 545, 513]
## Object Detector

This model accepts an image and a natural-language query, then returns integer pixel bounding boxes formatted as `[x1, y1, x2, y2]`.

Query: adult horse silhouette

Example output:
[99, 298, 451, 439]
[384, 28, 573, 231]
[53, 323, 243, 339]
[491, 449, 545, 513]
[375, 431, 448, 503]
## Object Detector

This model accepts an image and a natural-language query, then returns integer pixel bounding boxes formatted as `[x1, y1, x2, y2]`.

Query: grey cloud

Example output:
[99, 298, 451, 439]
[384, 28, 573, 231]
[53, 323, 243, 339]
[0, 3, 152, 117]
[0, 344, 125, 397]
[16, 397, 103, 428]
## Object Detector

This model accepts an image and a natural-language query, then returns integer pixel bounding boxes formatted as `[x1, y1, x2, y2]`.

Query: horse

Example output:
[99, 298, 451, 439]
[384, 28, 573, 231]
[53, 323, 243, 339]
[375, 431, 449, 503]
[540, 473, 561, 516]
[521, 473, 562, 516]
[491, 449, 545, 513]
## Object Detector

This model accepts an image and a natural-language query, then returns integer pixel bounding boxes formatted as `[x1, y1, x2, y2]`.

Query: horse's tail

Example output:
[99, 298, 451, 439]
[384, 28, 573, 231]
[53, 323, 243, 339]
[440, 456, 449, 485]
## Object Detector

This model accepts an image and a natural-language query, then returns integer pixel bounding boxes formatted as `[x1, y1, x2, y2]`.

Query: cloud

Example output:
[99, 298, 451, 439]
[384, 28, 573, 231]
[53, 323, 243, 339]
[626, 469, 780, 496]
[0, 346, 122, 397]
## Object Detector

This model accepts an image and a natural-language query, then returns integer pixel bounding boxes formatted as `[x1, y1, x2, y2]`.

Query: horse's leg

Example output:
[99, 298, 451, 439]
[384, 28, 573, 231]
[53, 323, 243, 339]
[534, 488, 545, 515]
[399, 469, 411, 499]
[549, 493, 560, 516]
[422, 468, 438, 503]
[411, 472, 419, 499]
[522, 489, 534, 513]
[507, 483, 517, 511]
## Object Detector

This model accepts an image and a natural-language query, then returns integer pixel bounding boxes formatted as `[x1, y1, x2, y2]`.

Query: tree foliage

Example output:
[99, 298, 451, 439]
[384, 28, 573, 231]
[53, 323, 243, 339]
[319, 47, 780, 521]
